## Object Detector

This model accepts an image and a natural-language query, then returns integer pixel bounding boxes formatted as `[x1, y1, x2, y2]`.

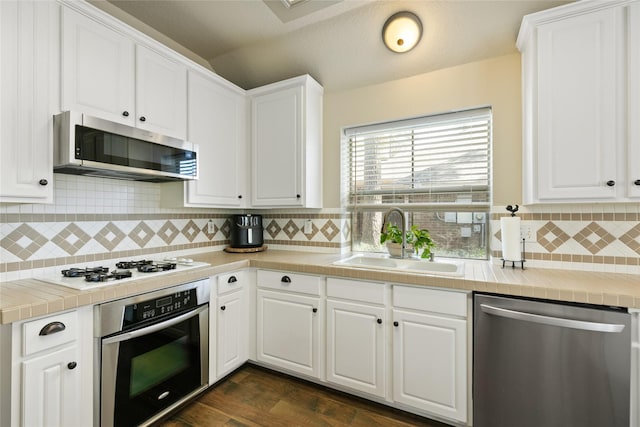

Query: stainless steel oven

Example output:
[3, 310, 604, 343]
[95, 279, 210, 427]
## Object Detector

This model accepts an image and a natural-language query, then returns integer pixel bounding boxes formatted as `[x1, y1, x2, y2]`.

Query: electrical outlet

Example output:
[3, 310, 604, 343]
[520, 223, 535, 242]
[207, 219, 214, 234]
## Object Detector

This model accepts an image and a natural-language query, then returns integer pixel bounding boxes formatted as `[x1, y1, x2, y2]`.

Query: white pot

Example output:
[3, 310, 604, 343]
[386, 242, 414, 257]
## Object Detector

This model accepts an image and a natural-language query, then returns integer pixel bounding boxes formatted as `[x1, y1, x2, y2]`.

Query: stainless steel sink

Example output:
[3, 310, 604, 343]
[333, 254, 465, 277]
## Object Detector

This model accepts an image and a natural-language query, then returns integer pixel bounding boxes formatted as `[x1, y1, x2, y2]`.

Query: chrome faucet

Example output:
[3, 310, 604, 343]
[381, 207, 408, 258]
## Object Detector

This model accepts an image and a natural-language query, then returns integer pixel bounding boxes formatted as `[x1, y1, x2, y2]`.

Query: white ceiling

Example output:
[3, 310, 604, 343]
[101, 0, 571, 93]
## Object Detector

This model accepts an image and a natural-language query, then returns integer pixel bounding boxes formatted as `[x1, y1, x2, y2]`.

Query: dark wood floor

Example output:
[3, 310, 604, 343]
[160, 364, 452, 427]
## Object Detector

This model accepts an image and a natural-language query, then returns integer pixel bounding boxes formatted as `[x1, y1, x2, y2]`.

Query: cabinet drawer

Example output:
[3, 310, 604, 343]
[327, 278, 386, 305]
[217, 271, 244, 295]
[393, 286, 467, 318]
[257, 270, 321, 296]
[22, 311, 78, 356]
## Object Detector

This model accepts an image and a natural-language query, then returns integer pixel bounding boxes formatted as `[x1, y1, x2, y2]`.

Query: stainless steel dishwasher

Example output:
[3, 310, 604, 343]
[474, 294, 631, 427]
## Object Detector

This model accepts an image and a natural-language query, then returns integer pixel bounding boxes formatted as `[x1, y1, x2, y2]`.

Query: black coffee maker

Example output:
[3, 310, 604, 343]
[229, 214, 264, 248]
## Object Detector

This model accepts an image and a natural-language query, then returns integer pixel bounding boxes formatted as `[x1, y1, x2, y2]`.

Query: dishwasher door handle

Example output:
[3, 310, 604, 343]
[480, 304, 626, 333]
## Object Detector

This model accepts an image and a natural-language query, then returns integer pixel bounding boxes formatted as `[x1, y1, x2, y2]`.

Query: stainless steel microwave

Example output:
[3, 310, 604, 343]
[53, 111, 198, 182]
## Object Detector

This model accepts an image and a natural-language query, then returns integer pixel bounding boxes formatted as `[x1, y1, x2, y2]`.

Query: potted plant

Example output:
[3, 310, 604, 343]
[380, 224, 435, 259]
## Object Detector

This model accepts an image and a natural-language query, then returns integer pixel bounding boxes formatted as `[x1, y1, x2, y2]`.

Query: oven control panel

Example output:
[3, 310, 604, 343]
[123, 288, 198, 327]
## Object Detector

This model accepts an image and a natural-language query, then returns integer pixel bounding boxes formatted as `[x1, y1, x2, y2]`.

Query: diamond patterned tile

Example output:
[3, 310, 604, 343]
[537, 221, 570, 252]
[129, 222, 155, 248]
[573, 222, 616, 255]
[158, 221, 180, 245]
[220, 219, 231, 239]
[342, 220, 351, 241]
[95, 222, 126, 251]
[321, 220, 340, 242]
[0, 224, 48, 260]
[182, 220, 200, 242]
[619, 223, 640, 254]
[202, 222, 218, 240]
[51, 223, 91, 255]
[283, 220, 300, 240]
[266, 220, 282, 239]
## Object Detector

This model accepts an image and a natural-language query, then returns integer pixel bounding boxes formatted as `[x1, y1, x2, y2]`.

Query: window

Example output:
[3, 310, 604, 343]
[343, 107, 491, 259]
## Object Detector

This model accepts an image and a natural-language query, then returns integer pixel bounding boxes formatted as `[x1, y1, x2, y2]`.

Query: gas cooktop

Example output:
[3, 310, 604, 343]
[36, 258, 209, 290]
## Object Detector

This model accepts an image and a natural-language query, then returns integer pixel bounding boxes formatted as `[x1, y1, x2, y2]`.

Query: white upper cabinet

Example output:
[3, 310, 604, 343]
[0, 0, 58, 203]
[164, 70, 246, 207]
[135, 44, 187, 138]
[518, 0, 639, 203]
[249, 75, 323, 208]
[61, 5, 187, 139]
[629, 2, 640, 198]
[61, 6, 134, 126]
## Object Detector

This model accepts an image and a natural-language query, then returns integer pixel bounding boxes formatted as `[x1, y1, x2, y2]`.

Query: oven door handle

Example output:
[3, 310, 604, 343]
[102, 305, 208, 344]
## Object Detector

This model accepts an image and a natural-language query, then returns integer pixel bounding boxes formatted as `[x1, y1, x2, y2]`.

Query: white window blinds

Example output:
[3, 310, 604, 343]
[344, 107, 492, 208]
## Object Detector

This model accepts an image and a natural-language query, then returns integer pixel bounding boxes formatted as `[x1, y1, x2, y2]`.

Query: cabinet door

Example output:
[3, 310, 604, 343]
[22, 345, 80, 427]
[326, 299, 386, 398]
[61, 6, 135, 126]
[256, 289, 321, 378]
[216, 289, 248, 379]
[251, 86, 303, 207]
[393, 309, 467, 423]
[186, 71, 246, 207]
[135, 44, 187, 139]
[0, 0, 54, 203]
[536, 7, 621, 200]
[629, 2, 640, 198]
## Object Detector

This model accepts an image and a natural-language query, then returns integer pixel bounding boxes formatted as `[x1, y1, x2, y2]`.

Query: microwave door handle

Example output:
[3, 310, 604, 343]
[102, 305, 207, 345]
[479, 304, 626, 333]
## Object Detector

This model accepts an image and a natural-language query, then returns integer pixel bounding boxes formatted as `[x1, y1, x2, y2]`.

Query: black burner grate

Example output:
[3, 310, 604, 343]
[62, 267, 109, 277]
[115, 260, 153, 269]
[137, 262, 177, 273]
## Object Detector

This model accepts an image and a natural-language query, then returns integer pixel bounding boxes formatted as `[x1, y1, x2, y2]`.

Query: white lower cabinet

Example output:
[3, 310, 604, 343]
[326, 278, 387, 398]
[3, 307, 93, 427]
[22, 345, 80, 427]
[256, 270, 323, 379]
[392, 286, 468, 423]
[257, 289, 322, 378]
[392, 309, 467, 422]
[255, 271, 470, 425]
[210, 271, 248, 384]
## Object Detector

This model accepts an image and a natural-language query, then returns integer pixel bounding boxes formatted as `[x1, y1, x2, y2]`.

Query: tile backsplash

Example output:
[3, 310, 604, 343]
[490, 204, 640, 274]
[0, 175, 350, 281]
[2, 175, 639, 280]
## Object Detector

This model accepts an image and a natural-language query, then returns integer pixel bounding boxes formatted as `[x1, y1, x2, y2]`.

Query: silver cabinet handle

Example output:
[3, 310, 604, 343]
[480, 304, 625, 333]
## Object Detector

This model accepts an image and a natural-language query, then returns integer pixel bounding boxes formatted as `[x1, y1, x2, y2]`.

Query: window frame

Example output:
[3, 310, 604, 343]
[341, 107, 493, 260]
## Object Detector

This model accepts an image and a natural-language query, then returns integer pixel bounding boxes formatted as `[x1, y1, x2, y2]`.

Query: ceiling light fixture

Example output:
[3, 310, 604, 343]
[382, 11, 423, 53]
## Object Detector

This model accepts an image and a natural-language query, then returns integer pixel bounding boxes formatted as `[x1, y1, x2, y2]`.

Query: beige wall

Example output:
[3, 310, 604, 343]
[322, 53, 522, 209]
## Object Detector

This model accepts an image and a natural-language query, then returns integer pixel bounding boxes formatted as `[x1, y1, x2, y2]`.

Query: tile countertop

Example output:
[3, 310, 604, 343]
[1, 250, 639, 324]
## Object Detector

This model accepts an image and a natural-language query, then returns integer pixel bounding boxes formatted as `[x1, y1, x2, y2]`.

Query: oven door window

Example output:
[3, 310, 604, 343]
[111, 314, 202, 427]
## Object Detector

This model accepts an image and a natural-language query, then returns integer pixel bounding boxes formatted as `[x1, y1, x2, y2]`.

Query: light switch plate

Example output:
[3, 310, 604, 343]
[304, 219, 313, 234]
